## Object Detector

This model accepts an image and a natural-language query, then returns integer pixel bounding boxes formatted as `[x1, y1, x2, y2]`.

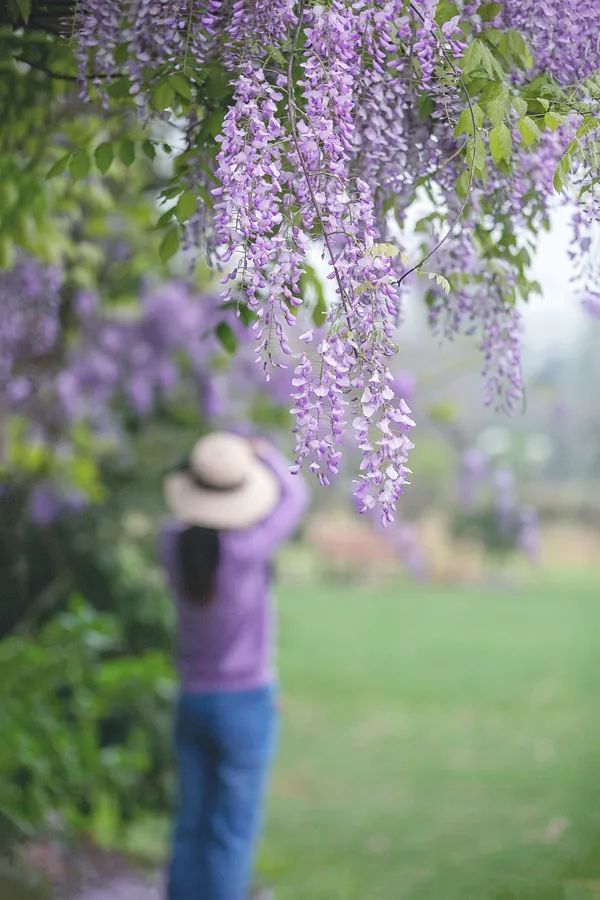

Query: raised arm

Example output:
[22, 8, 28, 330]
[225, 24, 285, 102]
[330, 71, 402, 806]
[224, 443, 309, 561]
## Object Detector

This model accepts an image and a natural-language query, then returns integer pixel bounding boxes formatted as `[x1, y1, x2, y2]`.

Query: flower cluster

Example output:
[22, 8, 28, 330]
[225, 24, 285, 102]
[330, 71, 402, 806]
[75, 0, 223, 107]
[500, 0, 600, 84]
[426, 220, 524, 412]
[214, 63, 302, 367]
[72, 0, 600, 521]
[285, 2, 416, 522]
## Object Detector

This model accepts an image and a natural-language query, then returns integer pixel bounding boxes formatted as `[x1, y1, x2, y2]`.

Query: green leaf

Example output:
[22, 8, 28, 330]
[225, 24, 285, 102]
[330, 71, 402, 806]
[461, 40, 483, 77]
[356, 281, 374, 296]
[478, 42, 505, 80]
[435, 1, 459, 26]
[463, 38, 504, 80]
[489, 123, 512, 166]
[175, 190, 197, 222]
[536, 97, 550, 111]
[114, 42, 130, 66]
[455, 103, 483, 137]
[455, 168, 470, 198]
[157, 209, 174, 227]
[512, 96, 528, 117]
[544, 111, 564, 131]
[479, 2, 501, 21]
[553, 154, 571, 193]
[486, 93, 508, 126]
[197, 184, 214, 209]
[312, 291, 327, 327]
[504, 30, 533, 69]
[0, 235, 14, 269]
[46, 153, 71, 179]
[417, 94, 435, 121]
[205, 61, 231, 101]
[202, 110, 226, 138]
[466, 134, 486, 174]
[151, 80, 175, 111]
[367, 242, 400, 258]
[580, 175, 600, 198]
[414, 214, 436, 233]
[159, 226, 180, 262]
[119, 138, 135, 166]
[238, 303, 257, 327]
[15, 0, 31, 21]
[142, 139, 156, 160]
[94, 142, 114, 174]
[215, 321, 237, 354]
[576, 116, 599, 140]
[553, 165, 565, 194]
[266, 45, 287, 67]
[161, 185, 184, 201]
[518, 115, 541, 147]
[300, 263, 328, 325]
[169, 73, 193, 100]
[69, 150, 91, 179]
[427, 272, 451, 294]
[106, 77, 131, 100]
[427, 401, 457, 424]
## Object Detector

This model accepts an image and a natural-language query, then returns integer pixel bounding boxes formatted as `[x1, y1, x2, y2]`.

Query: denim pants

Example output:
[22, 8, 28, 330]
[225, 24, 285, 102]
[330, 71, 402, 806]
[168, 684, 278, 900]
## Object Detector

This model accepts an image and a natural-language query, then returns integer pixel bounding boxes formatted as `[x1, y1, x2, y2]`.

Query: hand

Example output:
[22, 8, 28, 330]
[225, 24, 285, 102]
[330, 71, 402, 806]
[247, 435, 272, 457]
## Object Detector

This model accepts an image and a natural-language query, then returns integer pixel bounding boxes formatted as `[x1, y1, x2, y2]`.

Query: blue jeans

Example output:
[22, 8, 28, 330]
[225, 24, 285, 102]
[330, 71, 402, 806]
[168, 685, 278, 900]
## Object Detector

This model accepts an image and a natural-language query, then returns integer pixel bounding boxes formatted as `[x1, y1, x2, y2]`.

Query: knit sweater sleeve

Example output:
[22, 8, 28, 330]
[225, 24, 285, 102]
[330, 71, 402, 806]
[223, 445, 309, 561]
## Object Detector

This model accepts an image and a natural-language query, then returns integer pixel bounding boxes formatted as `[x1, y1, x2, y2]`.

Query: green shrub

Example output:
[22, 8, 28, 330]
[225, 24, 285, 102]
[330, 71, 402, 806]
[0, 597, 174, 846]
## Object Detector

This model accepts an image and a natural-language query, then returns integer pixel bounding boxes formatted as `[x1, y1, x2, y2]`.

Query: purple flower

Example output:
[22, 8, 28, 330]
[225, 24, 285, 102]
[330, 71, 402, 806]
[582, 295, 600, 319]
[518, 506, 540, 561]
[63, 0, 600, 524]
[0, 257, 62, 390]
[28, 484, 63, 526]
[458, 447, 487, 511]
[500, 0, 600, 83]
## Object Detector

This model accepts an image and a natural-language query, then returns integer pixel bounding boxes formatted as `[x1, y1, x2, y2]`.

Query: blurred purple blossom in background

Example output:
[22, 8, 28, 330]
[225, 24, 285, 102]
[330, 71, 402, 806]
[28, 483, 87, 526]
[518, 507, 540, 561]
[457, 448, 487, 511]
[492, 466, 518, 529]
[0, 257, 62, 389]
[582, 295, 600, 319]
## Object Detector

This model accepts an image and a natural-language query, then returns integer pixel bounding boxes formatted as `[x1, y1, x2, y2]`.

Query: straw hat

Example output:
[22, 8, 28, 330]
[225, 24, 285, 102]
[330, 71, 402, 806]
[164, 432, 280, 530]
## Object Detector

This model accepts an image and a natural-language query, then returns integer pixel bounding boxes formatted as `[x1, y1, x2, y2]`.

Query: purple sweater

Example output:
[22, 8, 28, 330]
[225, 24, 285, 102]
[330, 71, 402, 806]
[160, 446, 308, 693]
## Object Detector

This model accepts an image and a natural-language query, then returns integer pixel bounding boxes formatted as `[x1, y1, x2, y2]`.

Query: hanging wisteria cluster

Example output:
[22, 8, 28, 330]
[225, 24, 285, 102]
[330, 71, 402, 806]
[74, 0, 600, 523]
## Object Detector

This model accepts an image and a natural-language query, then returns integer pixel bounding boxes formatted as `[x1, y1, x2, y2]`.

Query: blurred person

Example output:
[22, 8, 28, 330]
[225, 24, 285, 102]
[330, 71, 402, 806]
[160, 432, 308, 900]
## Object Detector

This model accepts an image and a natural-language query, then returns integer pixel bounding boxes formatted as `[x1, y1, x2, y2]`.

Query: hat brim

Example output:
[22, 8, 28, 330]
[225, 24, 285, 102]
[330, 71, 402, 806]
[163, 458, 280, 530]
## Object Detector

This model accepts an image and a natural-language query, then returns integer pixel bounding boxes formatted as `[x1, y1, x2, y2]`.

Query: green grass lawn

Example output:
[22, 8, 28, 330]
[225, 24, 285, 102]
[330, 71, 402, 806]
[257, 569, 600, 900]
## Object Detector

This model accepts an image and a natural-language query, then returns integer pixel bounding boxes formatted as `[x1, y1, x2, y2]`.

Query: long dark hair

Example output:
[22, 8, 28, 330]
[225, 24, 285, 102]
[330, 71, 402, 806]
[176, 525, 220, 605]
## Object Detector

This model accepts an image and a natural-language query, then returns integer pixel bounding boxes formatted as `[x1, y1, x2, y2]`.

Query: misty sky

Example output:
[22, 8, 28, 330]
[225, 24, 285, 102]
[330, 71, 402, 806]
[523, 203, 588, 364]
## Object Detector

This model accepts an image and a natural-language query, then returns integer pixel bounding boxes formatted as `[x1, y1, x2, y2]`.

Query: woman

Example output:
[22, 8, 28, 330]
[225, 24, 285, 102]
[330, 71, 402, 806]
[160, 431, 308, 900]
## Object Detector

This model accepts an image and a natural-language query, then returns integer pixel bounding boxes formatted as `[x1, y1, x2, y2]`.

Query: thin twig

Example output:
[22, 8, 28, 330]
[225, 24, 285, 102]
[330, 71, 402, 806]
[18, 58, 125, 81]
[19, 59, 78, 80]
